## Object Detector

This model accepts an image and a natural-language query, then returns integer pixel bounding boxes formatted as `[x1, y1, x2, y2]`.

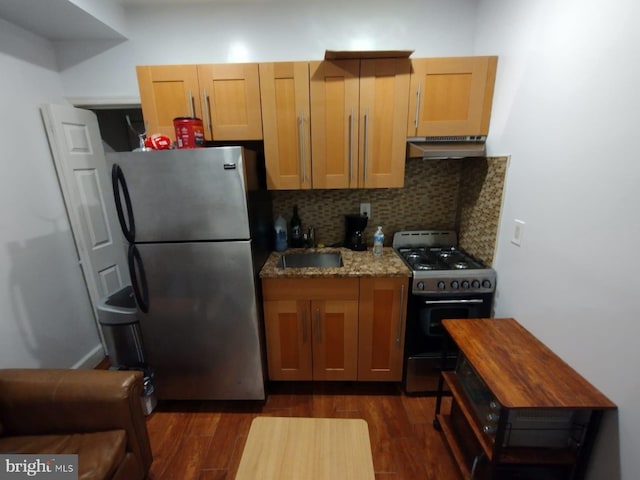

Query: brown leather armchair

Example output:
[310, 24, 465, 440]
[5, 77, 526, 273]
[0, 368, 152, 480]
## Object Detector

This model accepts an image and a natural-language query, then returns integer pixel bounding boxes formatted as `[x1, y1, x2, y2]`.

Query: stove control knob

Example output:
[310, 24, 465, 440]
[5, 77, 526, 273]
[437, 281, 446, 290]
[472, 280, 481, 288]
[482, 279, 492, 289]
[483, 425, 497, 435]
[416, 281, 425, 290]
[461, 280, 470, 289]
[450, 280, 459, 289]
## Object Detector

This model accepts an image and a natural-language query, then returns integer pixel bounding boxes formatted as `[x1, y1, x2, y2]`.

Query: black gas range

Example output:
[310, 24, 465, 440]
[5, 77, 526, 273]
[393, 230, 497, 394]
[393, 230, 496, 296]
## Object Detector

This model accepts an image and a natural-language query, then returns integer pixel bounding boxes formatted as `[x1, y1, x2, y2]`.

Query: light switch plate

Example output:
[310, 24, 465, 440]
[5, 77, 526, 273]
[511, 219, 525, 246]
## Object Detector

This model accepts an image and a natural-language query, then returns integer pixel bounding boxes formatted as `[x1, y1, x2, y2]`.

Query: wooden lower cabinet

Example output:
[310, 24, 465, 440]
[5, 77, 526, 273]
[358, 277, 408, 381]
[262, 299, 312, 381]
[262, 278, 359, 381]
[310, 299, 359, 380]
[262, 276, 408, 382]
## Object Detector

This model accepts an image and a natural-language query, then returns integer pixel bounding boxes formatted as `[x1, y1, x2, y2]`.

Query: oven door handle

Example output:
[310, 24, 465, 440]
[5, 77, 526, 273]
[423, 299, 484, 305]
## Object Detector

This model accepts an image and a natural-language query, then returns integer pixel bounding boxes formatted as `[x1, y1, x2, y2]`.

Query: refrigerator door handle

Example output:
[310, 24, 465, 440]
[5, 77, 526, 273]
[128, 243, 149, 313]
[111, 164, 136, 243]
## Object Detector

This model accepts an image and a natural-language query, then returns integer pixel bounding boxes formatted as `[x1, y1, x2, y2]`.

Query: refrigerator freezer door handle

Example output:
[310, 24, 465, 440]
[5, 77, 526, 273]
[128, 243, 149, 313]
[111, 164, 136, 243]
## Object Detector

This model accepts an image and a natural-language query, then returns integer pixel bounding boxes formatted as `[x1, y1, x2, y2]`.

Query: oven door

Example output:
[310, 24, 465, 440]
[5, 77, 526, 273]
[419, 297, 488, 338]
[404, 294, 492, 394]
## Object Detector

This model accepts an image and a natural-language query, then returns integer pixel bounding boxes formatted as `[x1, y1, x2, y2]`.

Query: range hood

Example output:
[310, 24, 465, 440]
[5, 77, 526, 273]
[407, 136, 486, 159]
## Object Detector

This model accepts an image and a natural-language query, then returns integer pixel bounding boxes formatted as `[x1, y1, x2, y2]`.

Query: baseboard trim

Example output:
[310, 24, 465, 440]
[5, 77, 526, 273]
[72, 344, 106, 369]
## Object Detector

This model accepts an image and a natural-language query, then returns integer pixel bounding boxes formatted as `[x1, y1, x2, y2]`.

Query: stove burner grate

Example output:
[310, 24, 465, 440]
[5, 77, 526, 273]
[452, 262, 470, 269]
[415, 262, 437, 270]
[399, 246, 485, 272]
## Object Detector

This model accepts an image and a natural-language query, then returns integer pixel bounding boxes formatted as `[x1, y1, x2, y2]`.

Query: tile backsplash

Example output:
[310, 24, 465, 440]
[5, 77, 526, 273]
[271, 156, 508, 265]
[458, 157, 509, 265]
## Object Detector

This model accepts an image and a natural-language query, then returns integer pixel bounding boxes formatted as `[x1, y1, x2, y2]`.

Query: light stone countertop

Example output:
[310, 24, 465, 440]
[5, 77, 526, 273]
[259, 247, 411, 279]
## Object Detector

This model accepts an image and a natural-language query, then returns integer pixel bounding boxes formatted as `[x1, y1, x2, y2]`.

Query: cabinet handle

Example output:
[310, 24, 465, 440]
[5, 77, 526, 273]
[315, 308, 321, 343]
[299, 112, 306, 183]
[414, 82, 421, 130]
[348, 107, 354, 182]
[301, 308, 307, 343]
[188, 90, 195, 118]
[396, 284, 405, 346]
[203, 89, 213, 138]
[424, 299, 484, 305]
[363, 108, 369, 183]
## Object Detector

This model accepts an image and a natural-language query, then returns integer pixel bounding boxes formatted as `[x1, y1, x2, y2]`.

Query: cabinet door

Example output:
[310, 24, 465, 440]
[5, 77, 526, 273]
[263, 300, 313, 381]
[136, 65, 202, 139]
[259, 62, 311, 190]
[309, 60, 360, 189]
[359, 59, 411, 188]
[197, 63, 263, 140]
[407, 56, 497, 137]
[311, 299, 359, 381]
[358, 277, 408, 381]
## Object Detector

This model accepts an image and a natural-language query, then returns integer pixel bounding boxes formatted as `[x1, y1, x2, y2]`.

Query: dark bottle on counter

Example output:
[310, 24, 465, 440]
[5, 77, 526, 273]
[290, 205, 303, 247]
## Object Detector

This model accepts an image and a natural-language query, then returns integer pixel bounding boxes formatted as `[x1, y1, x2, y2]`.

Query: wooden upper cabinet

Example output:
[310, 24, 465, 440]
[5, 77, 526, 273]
[358, 277, 408, 381]
[309, 59, 410, 189]
[136, 65, 202, 139]
[136, 63, 262, 142]
[259, 62, 311, 190]
[359, 59, 410, 188]
[407, 56, 498, 137]
[309, 60, 360, 189]
[197, 63, 263, 141]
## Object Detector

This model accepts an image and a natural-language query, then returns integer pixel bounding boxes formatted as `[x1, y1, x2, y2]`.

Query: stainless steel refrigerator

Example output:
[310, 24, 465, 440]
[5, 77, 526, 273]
[108, 146, 271, 400]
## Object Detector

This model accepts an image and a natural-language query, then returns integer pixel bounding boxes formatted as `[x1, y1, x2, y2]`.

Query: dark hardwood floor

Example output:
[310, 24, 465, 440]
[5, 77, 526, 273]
[145, 382, 460, 480]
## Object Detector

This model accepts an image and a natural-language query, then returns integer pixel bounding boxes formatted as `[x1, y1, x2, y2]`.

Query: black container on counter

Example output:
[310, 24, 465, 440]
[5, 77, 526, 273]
[290, 205, 303, 247]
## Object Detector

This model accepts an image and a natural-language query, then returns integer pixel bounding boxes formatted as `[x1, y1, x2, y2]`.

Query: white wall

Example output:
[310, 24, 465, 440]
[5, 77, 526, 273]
[56, 0, 478, 100]
[0, 18, 102, 369]
[476, 0, 639, 478]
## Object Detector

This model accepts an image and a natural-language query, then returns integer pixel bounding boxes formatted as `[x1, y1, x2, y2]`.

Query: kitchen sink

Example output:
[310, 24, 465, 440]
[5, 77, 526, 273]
[278, 252, 343, 269]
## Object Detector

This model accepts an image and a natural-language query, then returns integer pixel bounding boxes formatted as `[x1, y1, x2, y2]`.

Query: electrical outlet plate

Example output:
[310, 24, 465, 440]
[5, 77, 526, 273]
[360, 203, 371, 218]
[511, 219, 525, 246]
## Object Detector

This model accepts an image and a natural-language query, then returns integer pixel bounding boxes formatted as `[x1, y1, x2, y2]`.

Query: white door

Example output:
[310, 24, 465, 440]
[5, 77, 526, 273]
[41, 104, 130, 344]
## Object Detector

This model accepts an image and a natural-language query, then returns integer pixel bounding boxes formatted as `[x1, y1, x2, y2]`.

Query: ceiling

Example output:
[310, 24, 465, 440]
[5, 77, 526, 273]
[118, 0, 272, 4]
[0, 0, 274, 41]
[0, 0, 126, 41]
